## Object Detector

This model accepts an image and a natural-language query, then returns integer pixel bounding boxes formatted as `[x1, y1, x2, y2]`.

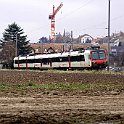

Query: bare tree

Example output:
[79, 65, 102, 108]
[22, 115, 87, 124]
[0, 41, 15, 68]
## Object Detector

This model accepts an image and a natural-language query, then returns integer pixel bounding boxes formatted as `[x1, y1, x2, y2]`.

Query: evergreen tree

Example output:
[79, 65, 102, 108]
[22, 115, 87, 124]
[2, 22, 31, 55]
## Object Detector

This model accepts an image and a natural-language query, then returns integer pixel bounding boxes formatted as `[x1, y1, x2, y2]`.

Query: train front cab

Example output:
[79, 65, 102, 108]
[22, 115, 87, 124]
[90, 50, 107, 69]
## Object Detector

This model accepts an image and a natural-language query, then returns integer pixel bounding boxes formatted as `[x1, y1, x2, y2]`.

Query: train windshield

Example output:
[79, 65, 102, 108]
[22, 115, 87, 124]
[91, 51, 106, 60]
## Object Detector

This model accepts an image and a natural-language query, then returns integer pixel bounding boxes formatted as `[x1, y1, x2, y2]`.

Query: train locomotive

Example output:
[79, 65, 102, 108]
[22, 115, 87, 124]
[13, 46, 108, 70]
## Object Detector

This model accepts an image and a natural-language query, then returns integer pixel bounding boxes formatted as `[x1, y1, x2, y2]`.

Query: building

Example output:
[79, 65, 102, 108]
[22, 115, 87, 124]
[30, 43, 107, 54]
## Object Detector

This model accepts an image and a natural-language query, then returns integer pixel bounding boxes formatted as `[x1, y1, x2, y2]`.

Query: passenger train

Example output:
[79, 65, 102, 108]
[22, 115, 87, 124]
[13, 47, 108, 70]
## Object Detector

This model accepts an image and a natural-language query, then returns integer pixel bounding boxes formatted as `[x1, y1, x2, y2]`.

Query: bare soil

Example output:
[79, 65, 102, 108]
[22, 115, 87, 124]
[0, 70, 124, 124]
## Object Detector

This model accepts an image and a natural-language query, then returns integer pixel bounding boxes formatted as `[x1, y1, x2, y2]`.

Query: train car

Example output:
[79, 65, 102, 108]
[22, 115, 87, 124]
[13, 47, 108, 70]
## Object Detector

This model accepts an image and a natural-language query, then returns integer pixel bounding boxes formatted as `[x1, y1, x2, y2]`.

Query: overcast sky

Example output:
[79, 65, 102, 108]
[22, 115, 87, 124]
[0, 0, 124, 43]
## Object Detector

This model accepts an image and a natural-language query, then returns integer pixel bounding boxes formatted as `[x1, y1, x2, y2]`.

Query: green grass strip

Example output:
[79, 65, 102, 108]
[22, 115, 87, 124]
[0, 83, 123, 92]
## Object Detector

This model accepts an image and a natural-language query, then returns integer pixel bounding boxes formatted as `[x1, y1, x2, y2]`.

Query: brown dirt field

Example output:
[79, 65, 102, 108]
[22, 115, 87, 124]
[0, 70, 124, 124]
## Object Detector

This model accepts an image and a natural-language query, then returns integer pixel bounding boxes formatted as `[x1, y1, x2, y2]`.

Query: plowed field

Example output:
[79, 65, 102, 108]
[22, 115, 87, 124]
[0, 70, 124, 124]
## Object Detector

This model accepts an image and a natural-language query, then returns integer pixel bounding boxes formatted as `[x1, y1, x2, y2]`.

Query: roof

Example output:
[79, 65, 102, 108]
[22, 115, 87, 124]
[30, 43, 108, 54]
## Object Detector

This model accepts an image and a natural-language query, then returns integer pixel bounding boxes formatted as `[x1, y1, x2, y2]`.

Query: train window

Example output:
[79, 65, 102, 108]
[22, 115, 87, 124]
[99, 51, 106, 59]
[62, 57, 68, 62]
[71, 55, 85, 61]
[71, 56, 79, 61]
[26, 59, 42, 63]
[92, 51, 99, 60]
[27, 59, 35, 63]
[59, 57, 68, 62]
[42, 58, 49, 65]
[15, 59, 27, 64]
[35, 59, 42, 63]
[91, 51, 106, 60]
[51, 57, 60, 62]
[19, 60, 26, 64]
[80, 55, 85, 61]
[15, 60, 19, 64]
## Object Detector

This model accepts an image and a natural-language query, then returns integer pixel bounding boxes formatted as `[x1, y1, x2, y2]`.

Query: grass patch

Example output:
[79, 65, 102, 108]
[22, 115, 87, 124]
[0, 83, 11, 91]
[36, 83, 123, 92]
[0, 82, 123, 93]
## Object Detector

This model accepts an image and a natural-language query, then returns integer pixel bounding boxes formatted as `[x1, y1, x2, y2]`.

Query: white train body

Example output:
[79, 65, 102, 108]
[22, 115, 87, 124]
[13, 49, 107, 69]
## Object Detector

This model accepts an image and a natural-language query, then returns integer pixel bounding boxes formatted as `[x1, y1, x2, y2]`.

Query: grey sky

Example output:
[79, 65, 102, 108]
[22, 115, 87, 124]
[0, 0, 124, 42]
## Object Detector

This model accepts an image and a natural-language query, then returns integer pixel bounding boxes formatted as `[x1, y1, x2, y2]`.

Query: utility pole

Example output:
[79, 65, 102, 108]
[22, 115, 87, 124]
[107, 0, 111, 71]
[15, 33, 18, 57]
[71, 31, 73, 50]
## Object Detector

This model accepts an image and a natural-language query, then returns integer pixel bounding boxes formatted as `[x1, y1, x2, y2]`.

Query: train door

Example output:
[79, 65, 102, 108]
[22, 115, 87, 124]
[79, 55, 85, 67]
[68, 55, 71, 68]
[42, 58, 52, 69]
[58, 56, 69, 68]
[34, 59, 42, 69]
[49, 58, 52, 68]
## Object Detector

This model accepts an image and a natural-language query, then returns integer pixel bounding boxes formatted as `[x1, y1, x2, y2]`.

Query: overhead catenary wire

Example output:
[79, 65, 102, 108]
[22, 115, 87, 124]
[72, 9, 124, 37]
[57, 0, 96, 21]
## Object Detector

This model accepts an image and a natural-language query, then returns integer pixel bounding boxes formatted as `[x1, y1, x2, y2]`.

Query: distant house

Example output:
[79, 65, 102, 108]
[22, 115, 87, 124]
[79, 34, 93, 44]
[111, 46, 124, 56]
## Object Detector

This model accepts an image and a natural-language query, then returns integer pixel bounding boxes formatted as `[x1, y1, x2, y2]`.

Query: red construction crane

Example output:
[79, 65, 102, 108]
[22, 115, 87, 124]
[49, 3, 63, 42]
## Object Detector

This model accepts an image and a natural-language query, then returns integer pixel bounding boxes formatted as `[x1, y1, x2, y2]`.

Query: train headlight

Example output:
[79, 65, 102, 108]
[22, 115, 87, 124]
[92, 62, 96, 66]
[93, 62, 96, 64]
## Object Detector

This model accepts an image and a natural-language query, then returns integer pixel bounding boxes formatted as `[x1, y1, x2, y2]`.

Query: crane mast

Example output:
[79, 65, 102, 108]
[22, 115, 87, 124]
[49, 3, 63, 42]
